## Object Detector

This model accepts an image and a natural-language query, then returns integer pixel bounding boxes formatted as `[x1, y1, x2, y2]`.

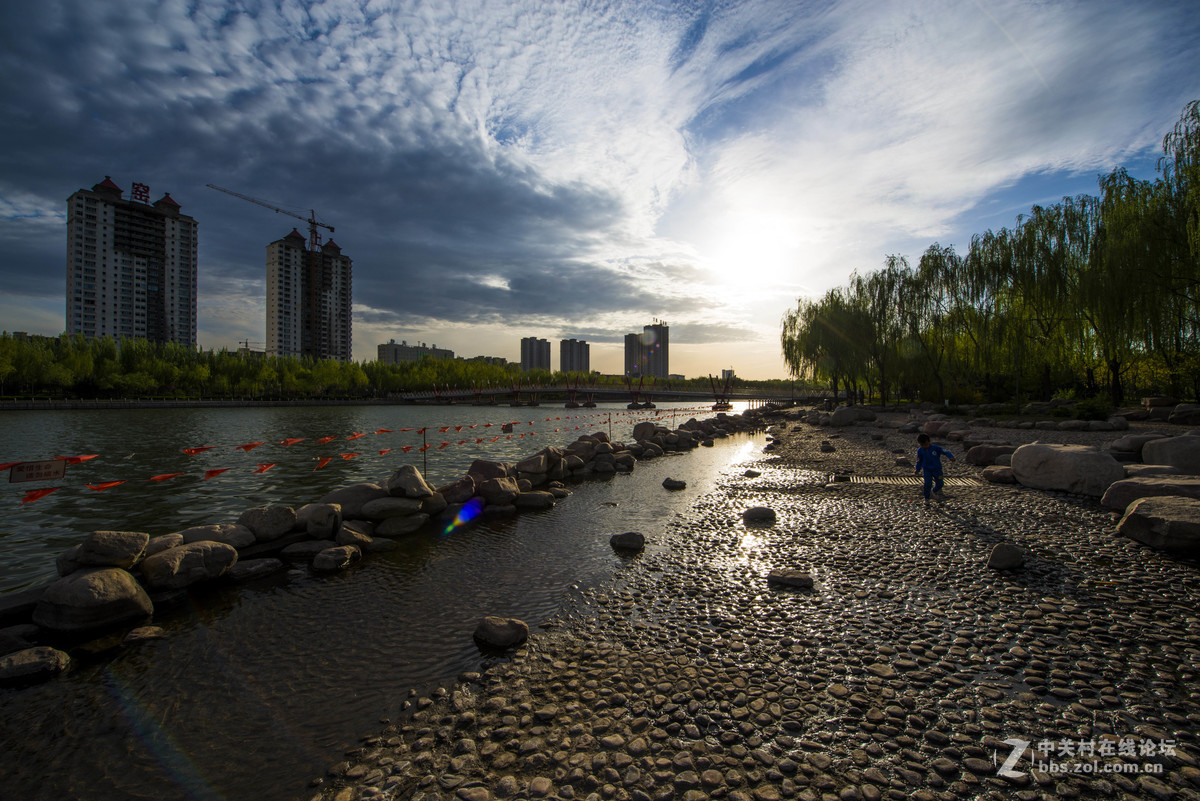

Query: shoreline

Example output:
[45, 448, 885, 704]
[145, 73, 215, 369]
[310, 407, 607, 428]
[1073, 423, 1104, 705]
[313, 410, 1200, 801]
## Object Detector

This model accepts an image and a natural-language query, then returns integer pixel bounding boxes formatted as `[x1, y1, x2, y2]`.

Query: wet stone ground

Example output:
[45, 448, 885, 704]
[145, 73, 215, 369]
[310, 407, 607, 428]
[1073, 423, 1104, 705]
[314, 420, 1200, 801]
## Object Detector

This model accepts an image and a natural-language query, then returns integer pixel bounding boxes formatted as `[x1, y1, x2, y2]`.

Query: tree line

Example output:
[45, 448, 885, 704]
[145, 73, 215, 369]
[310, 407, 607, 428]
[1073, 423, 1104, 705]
[781, 100, 1200, 409]
[0, 333, 806, 399]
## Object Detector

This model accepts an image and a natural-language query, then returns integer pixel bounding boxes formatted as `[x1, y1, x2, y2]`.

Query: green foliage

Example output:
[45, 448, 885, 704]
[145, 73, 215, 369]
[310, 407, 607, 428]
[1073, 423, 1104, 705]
[1074, 396, 1113, 421]
[781, 99, 1200, 406]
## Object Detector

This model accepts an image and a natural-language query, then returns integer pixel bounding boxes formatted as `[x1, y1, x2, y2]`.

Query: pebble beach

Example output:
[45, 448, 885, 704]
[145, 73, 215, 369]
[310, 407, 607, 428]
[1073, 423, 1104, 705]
[312, 411, 1200, 801]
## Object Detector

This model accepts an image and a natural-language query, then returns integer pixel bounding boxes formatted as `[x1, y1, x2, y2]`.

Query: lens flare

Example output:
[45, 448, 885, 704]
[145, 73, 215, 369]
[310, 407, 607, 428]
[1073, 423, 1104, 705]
[442, 497, 484, 536]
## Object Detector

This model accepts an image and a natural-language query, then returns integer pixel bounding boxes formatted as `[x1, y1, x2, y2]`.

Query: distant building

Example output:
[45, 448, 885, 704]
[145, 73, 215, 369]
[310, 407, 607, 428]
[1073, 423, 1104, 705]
[378, 339, 454, 364]
[623, 321, 669, 378]
[721, 369, 735, 382]
[520, 337, 551, 371]
[464, 355, 509, 366]
[560, 338, 590, 373]
[66, 176, 197, 345]
[267, 229, 352, 361]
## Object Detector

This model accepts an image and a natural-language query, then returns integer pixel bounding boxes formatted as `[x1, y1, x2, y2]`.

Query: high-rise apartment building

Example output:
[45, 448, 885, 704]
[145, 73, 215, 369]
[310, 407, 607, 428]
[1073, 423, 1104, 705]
[520, 337, 551, 371]
[267, 229, 352, 361]
[623, 321, 669, 378]
[560, 338, 590, 373]
[66, 176, 197, 345]
[378, 339, 454, 363]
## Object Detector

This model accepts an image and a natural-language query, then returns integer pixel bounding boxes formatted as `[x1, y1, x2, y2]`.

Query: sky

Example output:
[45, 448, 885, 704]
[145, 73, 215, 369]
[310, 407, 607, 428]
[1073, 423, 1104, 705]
[0, 0, 1197, 380]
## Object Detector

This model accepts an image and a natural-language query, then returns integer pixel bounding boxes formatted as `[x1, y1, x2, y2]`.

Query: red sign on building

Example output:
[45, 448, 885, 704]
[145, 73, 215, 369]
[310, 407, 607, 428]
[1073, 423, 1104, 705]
[131, 182, 150, 203]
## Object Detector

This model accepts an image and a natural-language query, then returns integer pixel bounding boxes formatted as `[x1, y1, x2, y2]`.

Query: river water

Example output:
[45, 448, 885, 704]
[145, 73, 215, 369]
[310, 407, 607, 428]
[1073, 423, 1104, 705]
[0, 402, 764, 801]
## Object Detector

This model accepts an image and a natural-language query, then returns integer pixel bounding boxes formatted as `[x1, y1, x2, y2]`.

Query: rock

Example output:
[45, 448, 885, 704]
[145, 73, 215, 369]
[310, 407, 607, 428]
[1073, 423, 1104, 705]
[986, 543, 1026, 570]
[744, 469, 761, 478]
[297, 503, 342, 538]
[515, 452, 549, 474]
[76, 531, 150, 569]
[177, 524, 256, 549]
[467, 459, 510, 482]
[819, 441, 835, 453]
[1100, 476, 1200, 512]
[313, 545, 361, 572]
[1169, 403, 1200, 425]
[236, 506, 297, 541]
[386, 464, 435, 498]
[319, 483, 389, 519]
[55, 546, 83, 577]
[831, 406, 874, 427]
[140, 541, 239, 590]
[662, 477, 687, 490]
[360, 496, 424, 520]
[226, 558, 285, 581]
[1107, 432, 1167, 460]
[374, 514, 430, 537]
[478, 477, 520, 506]
[1117, 496, 1200, 554]
[144, 533, 183, 557]
[0, 646, 70, 685]
[280, 540, 337, 558]
[436, 475, 477, 504]
[33, 568, 154, 632]
[965, 444, 1016, 466]
[610, 532, 645, 553]
[1107, 415, 1130, 430]
[1010, 443, 1124, 497]
[982, 465, 1016, 484]
[420, 492, 448, 516]
[767, 570, 814, 589]
[474, 616, 528, 648]
[1142, 435, 1200, 475]
[743, 507, 777, 525]
[122, 626, 167, 644]
[1124, 464, 1181, 478]
[514, 491, 555, 509]
[632, 422, 658, 441]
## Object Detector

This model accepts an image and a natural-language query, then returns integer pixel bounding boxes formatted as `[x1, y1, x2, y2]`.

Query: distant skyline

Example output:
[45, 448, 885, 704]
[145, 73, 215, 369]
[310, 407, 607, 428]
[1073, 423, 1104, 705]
[1, 1, 1197, 379]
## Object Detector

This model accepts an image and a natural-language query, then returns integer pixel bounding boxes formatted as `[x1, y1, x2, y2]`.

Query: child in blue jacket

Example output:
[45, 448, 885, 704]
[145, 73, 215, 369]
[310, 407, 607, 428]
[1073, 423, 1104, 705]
[914, 433, 955, 505]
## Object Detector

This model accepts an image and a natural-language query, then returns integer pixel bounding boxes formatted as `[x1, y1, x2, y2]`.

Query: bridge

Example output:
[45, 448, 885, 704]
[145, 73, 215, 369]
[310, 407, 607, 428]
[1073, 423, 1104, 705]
[390, 383, 825, 408]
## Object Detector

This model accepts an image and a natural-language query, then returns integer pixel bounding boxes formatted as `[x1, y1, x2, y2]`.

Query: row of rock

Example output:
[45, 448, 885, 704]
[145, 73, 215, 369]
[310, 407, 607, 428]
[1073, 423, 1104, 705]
[2, 409, 770, 685]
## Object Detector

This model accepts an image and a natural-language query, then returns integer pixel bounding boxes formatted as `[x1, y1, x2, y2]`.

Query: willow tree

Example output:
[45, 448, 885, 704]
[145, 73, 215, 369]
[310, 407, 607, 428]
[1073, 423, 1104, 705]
[850, 257, 907, 406]
[901, 243, 961, 404]
[781, 287, 868, 398]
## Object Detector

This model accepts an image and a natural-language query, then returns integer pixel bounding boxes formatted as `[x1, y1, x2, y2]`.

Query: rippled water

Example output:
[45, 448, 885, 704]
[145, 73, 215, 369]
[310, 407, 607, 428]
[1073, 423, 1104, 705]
[0, 403, 764, 801]
[0, 402, 716, 594]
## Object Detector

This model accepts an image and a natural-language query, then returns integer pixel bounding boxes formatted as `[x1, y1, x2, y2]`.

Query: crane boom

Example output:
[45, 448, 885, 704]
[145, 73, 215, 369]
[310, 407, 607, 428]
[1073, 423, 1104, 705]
[207, 184, 333, 251]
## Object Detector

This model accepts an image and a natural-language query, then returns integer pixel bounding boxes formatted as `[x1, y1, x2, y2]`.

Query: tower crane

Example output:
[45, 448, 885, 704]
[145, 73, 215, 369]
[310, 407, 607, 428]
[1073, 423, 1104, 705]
[207, 184, 334, 251]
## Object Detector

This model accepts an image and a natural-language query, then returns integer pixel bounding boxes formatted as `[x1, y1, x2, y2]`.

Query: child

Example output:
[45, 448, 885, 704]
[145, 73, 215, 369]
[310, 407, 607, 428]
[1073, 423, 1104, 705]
[914, 433, 955, 506]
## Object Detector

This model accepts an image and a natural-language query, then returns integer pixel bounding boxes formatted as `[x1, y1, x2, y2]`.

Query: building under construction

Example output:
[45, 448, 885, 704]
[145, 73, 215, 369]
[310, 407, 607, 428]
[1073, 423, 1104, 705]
[266, 229, 352, 361]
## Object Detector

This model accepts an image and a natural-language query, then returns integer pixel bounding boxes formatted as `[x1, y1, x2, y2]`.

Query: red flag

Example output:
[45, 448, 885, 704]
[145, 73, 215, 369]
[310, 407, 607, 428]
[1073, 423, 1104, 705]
[454, 426, 463, 432]
[317, 436, 337, 444]
[378, 448, 392, 456]
[437, 442, 449, 450]
[0, 462, 23, 471]
[253, 463, 276, 473]
[279, 438, 304, 447]
[375, 428, 392, 434]
[202, 469, 230, 481]
[149, 473, 184, 482]
[401, 445, 413, 453]
[475, 438, 483, 443]
[86, 481, 125, 491]
[417, 428, 427, 434]
[457, 440, 467, 445]
[340, 453, 359, 460]
[315, 456, 333, 470]
[21, 487, 60, 504]
[438, 427, 450, 433]
[468, 424, 478, 429]
[489, 437, 500, 442]
[58, 455, 99, 465]
[182, 446, 215, 456]
[346, 433, 366, 441]
[417, 444, 431, 452]
[399, 428, 414, 432]
[483, 423, 493, 427]
[236, 441, 265, 452]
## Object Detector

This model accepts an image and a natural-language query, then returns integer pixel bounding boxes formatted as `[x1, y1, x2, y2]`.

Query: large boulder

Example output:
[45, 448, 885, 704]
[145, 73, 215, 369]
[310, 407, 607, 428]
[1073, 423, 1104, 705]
[1011, 444, 1124, 497]
[982, 465, 1017, 484]
[140, 541, 238, 590]
[632, 422, 658, 441]
[360, 496, 424, 520]
[319, 483, 389, 519]
[313, 545, 361, 572]
[467, 459, 510, 483]
[1141, 435, 1200, 475]
[1101, 476, 1200, 512]
[225, 558, 285, 582]
[986, 543, 1027, 570]
[965, 444, 1016, 466]
[515, 451, 550, 474]
[610, 532, 645, 552]
[514, 491, 555, 509]
[236, 506, 297, 541]
[831, 406, 876, 427]
[1117, 496, 1200, 554]
[1168, 404, 1200, 426]
[76, 531, 150, 570]
[33, 568, 153, 632]
[177, 524, 255, 549]
[1107, 432, 1167, 461]
[297, 503, 342, 538]
[374, 514, 429, 537]
[0, 647, 71, 685]
[145, 533, 183, 557]
[386, 465, 435, 499]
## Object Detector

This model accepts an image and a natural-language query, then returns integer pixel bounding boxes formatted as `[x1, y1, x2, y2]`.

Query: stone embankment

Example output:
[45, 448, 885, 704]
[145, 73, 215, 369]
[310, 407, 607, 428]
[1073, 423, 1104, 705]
[0, 412, 765, 685]
[314, 402, 1200, 801]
